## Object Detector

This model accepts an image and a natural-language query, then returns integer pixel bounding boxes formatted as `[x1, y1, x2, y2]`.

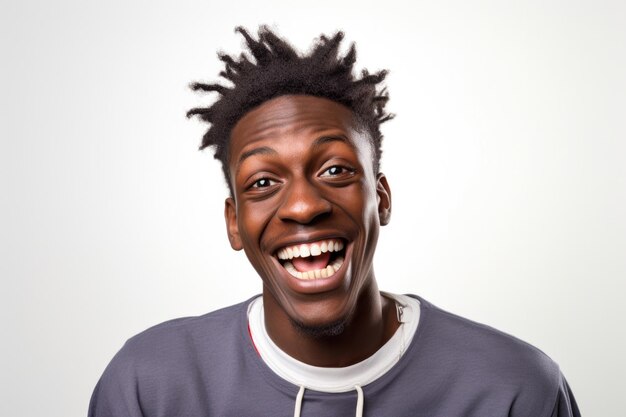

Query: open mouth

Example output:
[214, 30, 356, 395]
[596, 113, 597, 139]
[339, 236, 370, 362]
[275, 238, 346, 280]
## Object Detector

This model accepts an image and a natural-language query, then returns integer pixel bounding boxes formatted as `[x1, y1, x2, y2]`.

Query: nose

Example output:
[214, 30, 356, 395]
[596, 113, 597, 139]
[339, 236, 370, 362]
[277, 178, 332, 224]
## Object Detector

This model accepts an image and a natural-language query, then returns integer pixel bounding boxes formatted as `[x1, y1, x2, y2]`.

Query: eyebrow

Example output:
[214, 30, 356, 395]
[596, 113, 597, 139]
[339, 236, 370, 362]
[311, 135, 350, 150]
[238, 146, 278, 164]
[236, 146, 278, 174]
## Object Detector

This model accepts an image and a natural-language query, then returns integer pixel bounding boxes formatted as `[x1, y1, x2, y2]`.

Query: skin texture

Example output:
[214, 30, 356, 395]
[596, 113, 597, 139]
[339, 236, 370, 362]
[224, 95, 398, 367]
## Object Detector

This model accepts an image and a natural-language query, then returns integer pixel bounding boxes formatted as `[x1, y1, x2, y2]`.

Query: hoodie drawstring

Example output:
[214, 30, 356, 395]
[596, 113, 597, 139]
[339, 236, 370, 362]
[293, 385, 364, 417]
[294, 386, 305, 417]
[354, 385, 364, 416]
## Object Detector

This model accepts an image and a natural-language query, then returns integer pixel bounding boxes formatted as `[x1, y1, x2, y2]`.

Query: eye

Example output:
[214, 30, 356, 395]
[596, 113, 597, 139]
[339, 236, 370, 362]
[250, 178, 277, 189]
[320, 165, 354, 177]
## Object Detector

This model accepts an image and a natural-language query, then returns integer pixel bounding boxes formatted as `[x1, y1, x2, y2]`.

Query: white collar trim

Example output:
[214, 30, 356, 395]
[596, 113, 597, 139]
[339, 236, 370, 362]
[247, 293, 420, 393]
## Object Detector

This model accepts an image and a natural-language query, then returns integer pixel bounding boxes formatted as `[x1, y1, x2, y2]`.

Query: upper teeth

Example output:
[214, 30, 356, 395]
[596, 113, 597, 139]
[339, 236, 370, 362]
[277, 239, 344, 260]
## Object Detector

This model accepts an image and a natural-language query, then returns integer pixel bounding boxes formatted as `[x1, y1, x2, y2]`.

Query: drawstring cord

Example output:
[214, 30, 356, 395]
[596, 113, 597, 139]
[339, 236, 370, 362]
[355, 385, 364, 416]
[293, 386, 305, 417]
[293, 385, 364, 417]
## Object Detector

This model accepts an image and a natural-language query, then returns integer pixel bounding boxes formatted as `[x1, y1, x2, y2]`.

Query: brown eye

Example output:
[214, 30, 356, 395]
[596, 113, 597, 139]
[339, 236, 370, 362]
[251, 178, 275, 188]
[320, 165, 353, 177]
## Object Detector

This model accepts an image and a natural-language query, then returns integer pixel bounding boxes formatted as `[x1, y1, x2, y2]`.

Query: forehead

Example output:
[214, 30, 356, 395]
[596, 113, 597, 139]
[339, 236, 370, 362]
[229, 95, 365, 156]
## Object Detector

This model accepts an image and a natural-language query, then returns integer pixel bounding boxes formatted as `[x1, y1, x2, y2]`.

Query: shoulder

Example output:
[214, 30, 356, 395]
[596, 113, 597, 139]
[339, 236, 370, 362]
[410, 295, 566, 415]
[414, 295, 560, 377]
[89, 298, 256, 416]
[127, 299, 247, 347]
[98, 298, 252, 387]
[128, 298, 248, 359]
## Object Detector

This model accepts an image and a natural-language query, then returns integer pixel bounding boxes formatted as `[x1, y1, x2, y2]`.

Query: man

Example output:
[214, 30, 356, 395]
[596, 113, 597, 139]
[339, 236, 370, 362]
[89, 27, 580, 417]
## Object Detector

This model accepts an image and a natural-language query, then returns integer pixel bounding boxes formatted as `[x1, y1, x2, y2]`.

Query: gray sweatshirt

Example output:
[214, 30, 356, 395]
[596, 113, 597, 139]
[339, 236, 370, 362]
[89, 295, 580, 417]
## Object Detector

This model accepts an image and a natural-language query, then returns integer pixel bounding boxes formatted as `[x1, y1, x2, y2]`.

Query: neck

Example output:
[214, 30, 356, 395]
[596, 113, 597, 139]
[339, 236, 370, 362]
[263, 281, 400, 367]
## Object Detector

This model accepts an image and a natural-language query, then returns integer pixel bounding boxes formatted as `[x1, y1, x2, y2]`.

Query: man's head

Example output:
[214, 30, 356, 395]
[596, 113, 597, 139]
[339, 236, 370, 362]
[188, 27, 393, 338]
[187, 26, 393, 194]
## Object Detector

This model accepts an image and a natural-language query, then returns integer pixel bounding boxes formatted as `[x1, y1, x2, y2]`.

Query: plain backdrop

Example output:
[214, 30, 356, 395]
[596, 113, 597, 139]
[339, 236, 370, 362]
[2, 0, 625, 415]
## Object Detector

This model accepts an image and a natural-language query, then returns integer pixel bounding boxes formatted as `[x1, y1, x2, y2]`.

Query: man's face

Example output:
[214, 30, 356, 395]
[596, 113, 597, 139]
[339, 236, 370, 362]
[224, 95, 391, 331]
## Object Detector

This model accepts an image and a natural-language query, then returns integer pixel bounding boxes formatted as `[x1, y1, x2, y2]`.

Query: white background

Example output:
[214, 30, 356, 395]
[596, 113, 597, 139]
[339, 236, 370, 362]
[2, 0, 625, 415]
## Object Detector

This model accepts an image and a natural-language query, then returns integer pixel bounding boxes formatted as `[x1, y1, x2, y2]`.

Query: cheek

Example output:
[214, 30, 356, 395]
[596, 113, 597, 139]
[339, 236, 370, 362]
[237, 208, 263, 244]
[334, 181, 378, 224]
[333, 183, 380, 255]
[236, 209, 278, 279]
[237, 202, 277, 253]
[354, 183, 381, 253]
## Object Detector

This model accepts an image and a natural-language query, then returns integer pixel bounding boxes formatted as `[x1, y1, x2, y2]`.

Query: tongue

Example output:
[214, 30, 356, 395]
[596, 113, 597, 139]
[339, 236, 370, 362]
[292, 252, 331, 272]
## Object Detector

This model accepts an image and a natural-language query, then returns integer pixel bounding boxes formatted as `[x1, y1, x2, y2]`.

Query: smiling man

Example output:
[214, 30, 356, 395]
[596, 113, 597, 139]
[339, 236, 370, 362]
[89, 27, 581, 417]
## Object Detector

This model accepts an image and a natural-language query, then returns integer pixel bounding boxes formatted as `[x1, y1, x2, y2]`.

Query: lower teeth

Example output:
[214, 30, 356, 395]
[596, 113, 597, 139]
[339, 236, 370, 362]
[283, 257, 344, 280]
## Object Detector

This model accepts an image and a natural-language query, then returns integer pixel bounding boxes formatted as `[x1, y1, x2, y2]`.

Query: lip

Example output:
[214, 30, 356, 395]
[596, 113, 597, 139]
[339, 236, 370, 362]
[270, 240, 352, 295]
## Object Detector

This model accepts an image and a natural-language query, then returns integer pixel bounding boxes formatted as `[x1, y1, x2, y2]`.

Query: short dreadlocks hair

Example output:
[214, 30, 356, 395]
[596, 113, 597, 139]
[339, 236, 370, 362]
[187, 26, 393, 192]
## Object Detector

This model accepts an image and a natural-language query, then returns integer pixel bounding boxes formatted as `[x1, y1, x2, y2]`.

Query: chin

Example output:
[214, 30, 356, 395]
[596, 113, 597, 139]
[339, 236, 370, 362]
[290, 315, 349, 338]
[284, 293, 358, 339]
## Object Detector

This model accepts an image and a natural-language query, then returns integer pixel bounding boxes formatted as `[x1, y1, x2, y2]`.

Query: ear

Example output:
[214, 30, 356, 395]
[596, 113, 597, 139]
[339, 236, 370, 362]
[376, 173, 392, 226]
[224, 197, 243, 250]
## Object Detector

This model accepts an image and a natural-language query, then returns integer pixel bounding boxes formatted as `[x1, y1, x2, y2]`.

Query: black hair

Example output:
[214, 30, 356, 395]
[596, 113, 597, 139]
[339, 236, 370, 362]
[187, 26, 393, 192]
